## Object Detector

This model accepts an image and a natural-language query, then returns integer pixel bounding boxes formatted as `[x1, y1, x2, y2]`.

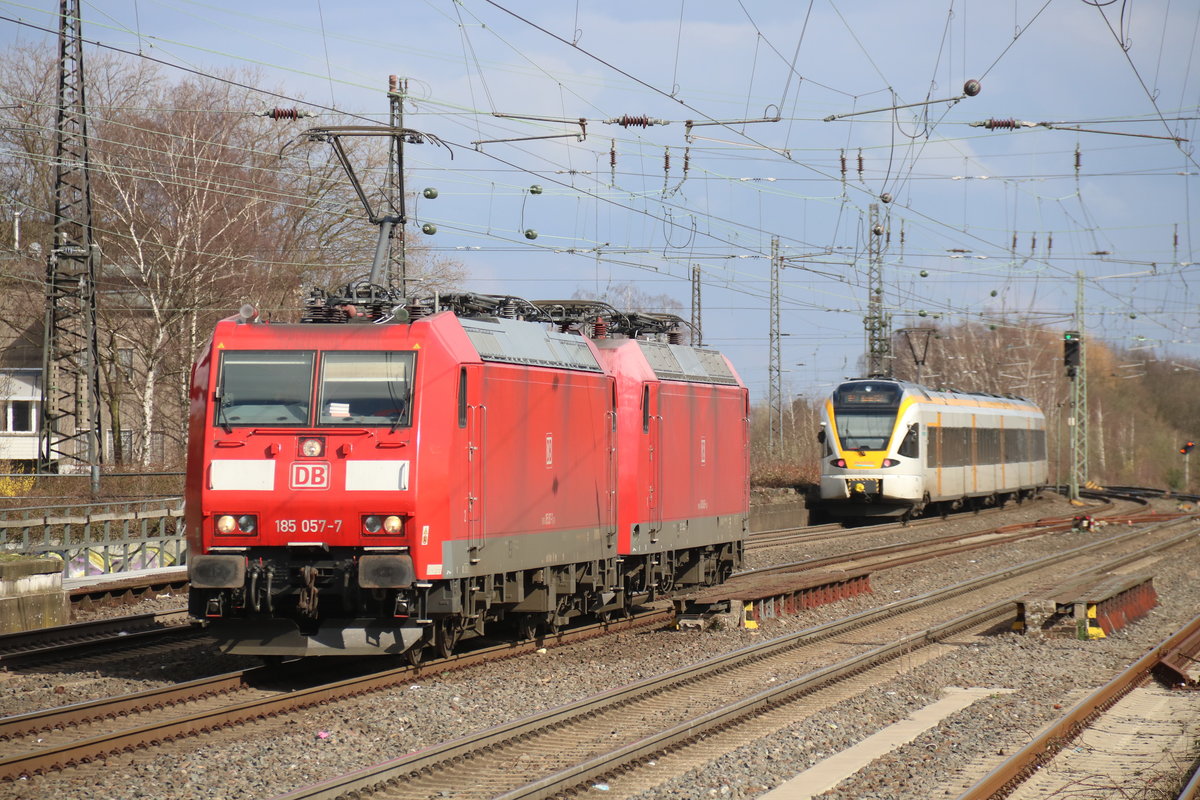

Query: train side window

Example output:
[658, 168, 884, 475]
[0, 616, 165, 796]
[642, 385, 650, 433]
[458, 368, 468, 428]
[898, 423, 920, 458]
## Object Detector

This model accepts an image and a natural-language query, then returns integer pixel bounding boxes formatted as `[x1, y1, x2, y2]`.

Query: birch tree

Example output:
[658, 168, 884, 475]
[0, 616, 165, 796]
[0, 45, 463, 466]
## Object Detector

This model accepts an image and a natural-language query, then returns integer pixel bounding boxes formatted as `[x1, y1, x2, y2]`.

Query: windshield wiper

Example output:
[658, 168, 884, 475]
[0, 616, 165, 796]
[214, 389, 232, 434]
[389, 395, 411, 433]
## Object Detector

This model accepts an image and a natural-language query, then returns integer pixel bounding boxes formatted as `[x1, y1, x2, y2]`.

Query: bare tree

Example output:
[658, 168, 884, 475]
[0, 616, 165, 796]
[0, 46, 464, 467]
[571, 281, 685, 315]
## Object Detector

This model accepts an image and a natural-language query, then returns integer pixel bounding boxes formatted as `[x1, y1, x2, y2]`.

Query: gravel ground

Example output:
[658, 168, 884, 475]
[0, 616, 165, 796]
[3, 491, 1197, 800]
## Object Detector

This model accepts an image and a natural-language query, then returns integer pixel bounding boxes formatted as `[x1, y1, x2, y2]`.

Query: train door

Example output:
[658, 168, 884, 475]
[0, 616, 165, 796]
[463, 365, 485, 564]
[643, 383, 663, 536]
[606, 379, 618, 536]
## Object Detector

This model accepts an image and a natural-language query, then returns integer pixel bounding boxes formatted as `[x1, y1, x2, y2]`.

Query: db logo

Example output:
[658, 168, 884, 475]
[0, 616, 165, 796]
[290, 462, 330, 490]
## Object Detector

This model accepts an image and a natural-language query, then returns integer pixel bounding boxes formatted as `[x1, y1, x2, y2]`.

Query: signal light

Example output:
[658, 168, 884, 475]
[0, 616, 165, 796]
[1181, 441, 1195, 455]
[1063, 330, 1081, 369]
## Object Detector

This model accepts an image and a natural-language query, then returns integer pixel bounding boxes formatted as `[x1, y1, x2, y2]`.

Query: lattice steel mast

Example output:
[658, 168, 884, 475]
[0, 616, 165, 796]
[768, 236, 782, 450]
[1068, 271, 1088, 502]
[864, 203, 892, 376]
[385, 75, 407, 293]
[40, 0, 102, 478]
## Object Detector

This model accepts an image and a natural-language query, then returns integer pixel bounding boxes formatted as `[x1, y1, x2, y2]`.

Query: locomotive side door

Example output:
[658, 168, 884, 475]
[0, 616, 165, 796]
[643, 383, 663, 536]
[463, 364, 485, 564]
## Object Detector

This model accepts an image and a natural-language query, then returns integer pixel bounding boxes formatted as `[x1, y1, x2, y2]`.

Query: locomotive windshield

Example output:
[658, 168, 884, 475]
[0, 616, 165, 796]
[213, 350, 416, 428]
[832, 381, 901, 451]
[317, 351, 415, 428]
[215, 351, 314, 426]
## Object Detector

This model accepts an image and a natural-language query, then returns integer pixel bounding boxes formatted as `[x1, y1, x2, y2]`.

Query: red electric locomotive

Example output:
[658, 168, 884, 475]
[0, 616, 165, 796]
[186, 289, 747, 658]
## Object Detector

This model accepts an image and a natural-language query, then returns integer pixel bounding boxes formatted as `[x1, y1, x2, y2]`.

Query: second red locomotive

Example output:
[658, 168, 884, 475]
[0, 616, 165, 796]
[186, 289, 748, 658]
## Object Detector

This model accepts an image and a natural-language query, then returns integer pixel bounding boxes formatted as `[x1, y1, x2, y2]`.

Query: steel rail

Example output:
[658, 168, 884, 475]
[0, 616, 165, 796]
[1178, 761, 1200, 800]
[744, 500, 1043, 551]
[495, 525, 1200, 800]
[0, 609, 671, 780]
[498, 602, 1014, 800]
[0, 610, 194, 668]
[958, 612, 1200, 800]
[739, 503, 1146, 579]
[271, 517, 1200, 800]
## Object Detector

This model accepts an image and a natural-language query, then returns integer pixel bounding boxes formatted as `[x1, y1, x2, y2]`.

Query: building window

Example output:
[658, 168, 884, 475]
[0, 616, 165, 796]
[9, 400, 33, 432]
[117, 348, 134, 381]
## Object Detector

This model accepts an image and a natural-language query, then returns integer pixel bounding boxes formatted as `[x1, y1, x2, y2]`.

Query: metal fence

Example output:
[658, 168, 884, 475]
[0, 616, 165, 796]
[0, 497, 186, 579]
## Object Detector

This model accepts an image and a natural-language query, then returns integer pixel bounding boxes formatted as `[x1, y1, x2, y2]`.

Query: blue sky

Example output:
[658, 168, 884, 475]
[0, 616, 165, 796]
[2, 0, 1197, 401]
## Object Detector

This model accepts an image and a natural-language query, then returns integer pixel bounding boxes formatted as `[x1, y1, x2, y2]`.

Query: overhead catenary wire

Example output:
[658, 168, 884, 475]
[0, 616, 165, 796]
[0, 1, 1195, 377]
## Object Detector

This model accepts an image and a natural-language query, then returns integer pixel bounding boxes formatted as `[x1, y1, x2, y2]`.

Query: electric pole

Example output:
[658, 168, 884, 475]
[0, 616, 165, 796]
[768, 236, 782, 451]
[40, 0, 103, 487]
[385, 75, 407, 293]
[690, 263, 702, 346]
[304, 77, 446, 294]
[865, 203, 892, 376]
[1066, 271, 1088, 502]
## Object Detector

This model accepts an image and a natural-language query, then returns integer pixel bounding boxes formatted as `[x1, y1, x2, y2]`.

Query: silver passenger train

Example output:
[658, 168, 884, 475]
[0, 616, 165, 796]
[818, 378, 1048, 519]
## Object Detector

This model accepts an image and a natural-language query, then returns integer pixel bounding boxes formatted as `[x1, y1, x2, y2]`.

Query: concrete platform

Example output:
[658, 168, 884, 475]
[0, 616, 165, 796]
[677, 567, 872, 629]
[0, 554, 70, 634]
[1015, 572, 1156, 639]
[64, 565, 189, 609]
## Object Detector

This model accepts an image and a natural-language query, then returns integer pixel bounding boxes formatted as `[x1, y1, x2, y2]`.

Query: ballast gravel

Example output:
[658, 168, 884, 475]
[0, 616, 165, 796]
[2, 491, 1198, 800]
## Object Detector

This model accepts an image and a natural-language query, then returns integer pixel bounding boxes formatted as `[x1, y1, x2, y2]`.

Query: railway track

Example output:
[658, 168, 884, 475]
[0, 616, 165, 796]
[0, 491, 1176, 791]
[0, 610, 196, 668]
[0, 608, 673, 782]
[266, 514, 1200, 800]
[744, 502, 1168, 579]
[744, 502, 1015, 551]
[957, 613, 1200, 800]
[4, 497, 1141, 671]
[743, 489, 1146, 553]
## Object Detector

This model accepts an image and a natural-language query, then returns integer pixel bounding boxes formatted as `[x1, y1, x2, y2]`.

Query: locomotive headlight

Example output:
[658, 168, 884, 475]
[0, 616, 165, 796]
[236, 514, 258, 532]
[382, 515, 403, 534]
[363, 514, 383, 533]
[216, 515, 238, 534]
[880, 459, 900, 468]
[830, 458, 847, 468]
[299, 437, 325, 457]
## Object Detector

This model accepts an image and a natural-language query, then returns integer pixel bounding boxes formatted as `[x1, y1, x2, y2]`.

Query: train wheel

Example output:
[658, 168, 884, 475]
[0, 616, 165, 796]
[434, 616, 464, 659]
[406, 642, 426, 667]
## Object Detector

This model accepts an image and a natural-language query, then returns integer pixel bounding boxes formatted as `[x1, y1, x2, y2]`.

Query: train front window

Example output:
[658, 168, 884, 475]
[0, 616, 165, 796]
[216, 351, 314, 427]
[318, 352, 415, 428]
[833, 382, 901, 452]
[834, 413, 898, 451]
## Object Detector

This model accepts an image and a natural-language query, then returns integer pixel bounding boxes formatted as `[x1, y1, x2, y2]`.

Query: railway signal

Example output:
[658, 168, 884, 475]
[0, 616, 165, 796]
[1063, 330, 1081, 378]
[1183, 441, 1195, 492]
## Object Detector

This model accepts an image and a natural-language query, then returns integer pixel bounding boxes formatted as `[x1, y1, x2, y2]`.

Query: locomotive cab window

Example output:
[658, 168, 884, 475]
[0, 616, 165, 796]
[318, 351, 416, 428]
[215, 351, 314, 427]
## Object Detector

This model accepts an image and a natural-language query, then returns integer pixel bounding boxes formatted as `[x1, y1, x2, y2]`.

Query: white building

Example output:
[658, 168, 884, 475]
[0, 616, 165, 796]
[0, 367, 40, 464]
